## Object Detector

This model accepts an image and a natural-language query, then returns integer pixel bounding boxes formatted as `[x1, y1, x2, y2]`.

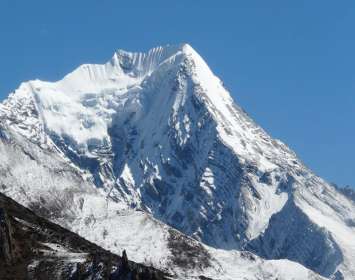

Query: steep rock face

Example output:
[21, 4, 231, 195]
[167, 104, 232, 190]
[0, 44, 354, 279]
[248, 199, 343, 277]
[0, 208, 15, 264]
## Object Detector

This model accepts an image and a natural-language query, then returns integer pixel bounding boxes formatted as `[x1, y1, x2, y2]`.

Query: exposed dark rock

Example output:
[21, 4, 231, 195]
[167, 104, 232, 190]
[0, 208, 14, 264]
[167, 228, 212, 271]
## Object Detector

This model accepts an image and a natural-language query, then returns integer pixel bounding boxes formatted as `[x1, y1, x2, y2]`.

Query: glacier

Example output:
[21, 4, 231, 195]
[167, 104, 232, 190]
[0, 43, 354, 279]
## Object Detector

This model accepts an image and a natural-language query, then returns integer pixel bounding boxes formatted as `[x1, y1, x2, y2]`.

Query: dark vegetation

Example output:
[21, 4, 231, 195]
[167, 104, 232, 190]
[167, 228, 212, 271]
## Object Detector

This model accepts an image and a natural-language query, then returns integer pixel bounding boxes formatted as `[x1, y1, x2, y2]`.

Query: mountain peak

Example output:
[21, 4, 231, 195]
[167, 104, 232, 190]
[110, 43, 198, 76]
[0, 43, 211, 149]
[113, 43, 195, 60]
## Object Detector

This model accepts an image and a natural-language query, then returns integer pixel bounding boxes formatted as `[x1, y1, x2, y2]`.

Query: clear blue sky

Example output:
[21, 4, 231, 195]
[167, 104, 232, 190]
[1, 0, 354, 187]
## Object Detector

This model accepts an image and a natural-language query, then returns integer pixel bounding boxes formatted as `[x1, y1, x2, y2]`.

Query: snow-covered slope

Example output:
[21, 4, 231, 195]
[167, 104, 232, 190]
[0, 124, 324, 280]
[0, 43, 354, 279]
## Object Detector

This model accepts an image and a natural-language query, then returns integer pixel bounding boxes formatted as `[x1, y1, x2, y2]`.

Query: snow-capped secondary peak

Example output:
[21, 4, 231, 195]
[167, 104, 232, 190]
[1, 43, 354, 279]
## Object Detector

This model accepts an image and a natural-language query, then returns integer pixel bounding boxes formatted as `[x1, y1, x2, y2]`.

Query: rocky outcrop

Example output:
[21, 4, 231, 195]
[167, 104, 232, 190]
[0, 208, 14, 264]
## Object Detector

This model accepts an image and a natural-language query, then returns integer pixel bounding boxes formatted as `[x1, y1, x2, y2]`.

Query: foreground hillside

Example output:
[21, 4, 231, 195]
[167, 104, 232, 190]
[0, 192, 168, 280]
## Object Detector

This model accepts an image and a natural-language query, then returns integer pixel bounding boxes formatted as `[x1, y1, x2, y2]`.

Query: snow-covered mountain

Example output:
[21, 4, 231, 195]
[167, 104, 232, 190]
[0, 43, 354, 279]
